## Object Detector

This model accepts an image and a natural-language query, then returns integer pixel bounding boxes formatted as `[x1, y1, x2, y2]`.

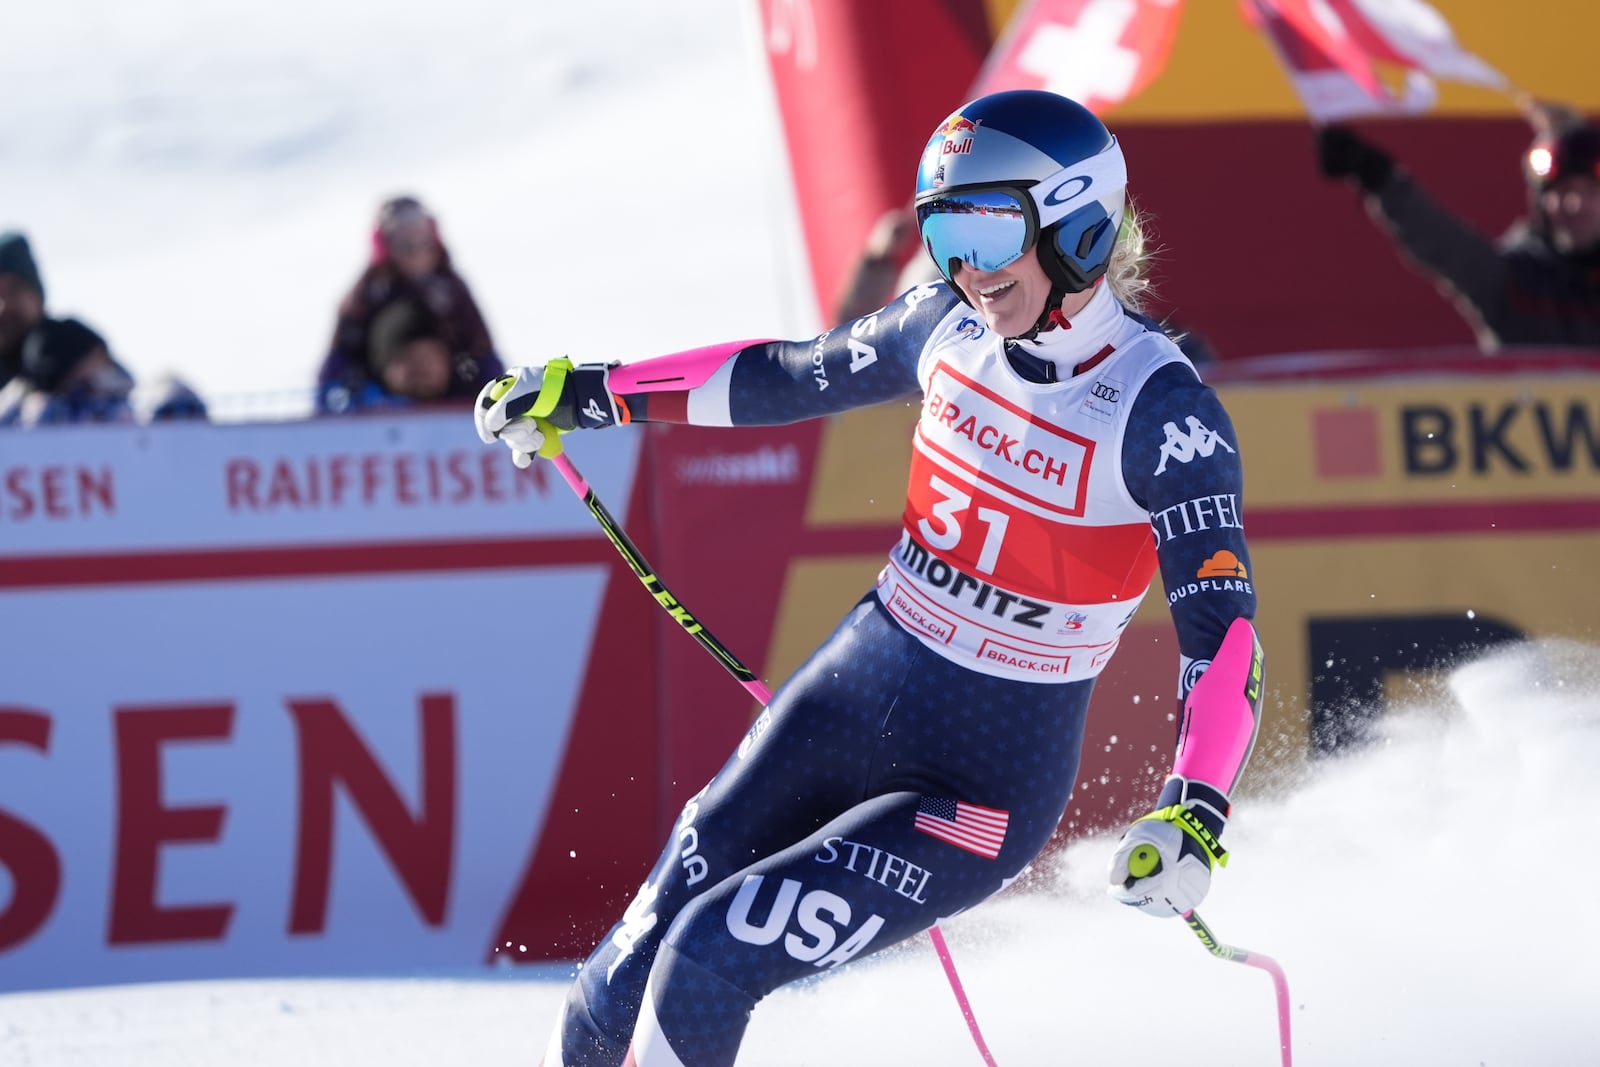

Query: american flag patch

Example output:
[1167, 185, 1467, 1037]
[914, 797, 1009, 859]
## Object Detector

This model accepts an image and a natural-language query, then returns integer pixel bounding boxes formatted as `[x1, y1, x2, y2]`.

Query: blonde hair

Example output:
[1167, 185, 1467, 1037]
[1105, 198, 1156, 314]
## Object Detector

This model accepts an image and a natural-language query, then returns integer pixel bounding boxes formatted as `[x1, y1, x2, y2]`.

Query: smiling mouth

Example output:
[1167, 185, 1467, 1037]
[976, 280, 1016, 299]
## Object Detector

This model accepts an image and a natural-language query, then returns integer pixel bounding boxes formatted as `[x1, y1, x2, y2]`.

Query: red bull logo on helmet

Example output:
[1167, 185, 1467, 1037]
[922, 115, 983, 188]
[927, 115, 982, 151]
[925, 114, 981, 168]
[938, 116, 981, 151]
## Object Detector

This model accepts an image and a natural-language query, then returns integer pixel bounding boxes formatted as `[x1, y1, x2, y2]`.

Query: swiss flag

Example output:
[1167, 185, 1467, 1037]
[971, 0, 1186, 113]
[1244, 0, 1506, 122]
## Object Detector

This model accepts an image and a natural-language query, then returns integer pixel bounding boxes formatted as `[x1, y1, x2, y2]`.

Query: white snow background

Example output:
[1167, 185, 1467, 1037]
[3, 2, 1597, 1064]
[1, 0, 804, 420]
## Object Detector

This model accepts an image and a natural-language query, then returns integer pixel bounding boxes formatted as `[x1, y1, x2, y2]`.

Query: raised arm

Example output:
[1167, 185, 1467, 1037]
[1318, 125, 1512, 345]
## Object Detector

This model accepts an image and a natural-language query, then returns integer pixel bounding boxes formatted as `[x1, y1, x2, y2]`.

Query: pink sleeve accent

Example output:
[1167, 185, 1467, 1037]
[1171, 617, 1265, 794]
[607, 340, 776, 394]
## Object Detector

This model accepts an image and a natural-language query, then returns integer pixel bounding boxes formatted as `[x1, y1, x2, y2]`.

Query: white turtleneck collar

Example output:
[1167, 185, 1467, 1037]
[1007, 282, 1126, 380]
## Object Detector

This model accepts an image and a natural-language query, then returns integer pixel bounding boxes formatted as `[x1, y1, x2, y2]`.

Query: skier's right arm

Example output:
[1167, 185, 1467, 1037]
[476, 282, 961, 466]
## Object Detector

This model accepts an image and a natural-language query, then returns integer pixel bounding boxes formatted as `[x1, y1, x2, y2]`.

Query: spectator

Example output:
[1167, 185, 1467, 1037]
[1315, 104, 1600, 351]
[131, 373, 210, 423]
[361, 299, 457, 407]
[0, 230, 135, 427]
[316, 194, 503, 413]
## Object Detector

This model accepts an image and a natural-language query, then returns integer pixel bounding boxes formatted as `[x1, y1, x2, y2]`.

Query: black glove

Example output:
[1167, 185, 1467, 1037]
[1316, 125, 1395, 192]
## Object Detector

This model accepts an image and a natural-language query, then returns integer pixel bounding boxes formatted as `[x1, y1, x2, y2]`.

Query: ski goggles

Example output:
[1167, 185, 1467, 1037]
[915, 186, 1037, 276]
[915, 142, 1127, 279]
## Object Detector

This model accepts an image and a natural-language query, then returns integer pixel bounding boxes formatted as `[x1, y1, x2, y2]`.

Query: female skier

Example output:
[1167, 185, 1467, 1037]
[476, 89, 1265, 1067]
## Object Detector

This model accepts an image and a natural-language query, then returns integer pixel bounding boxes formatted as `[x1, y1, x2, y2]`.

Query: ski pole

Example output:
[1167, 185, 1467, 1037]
[548, 450, 768, 705]
[1182, 909, 1293, 1067]
[543, 444, 1000, 1067]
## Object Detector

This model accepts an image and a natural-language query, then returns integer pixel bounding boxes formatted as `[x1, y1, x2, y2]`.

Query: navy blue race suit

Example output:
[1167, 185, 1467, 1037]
[542, 278, 1256, 1067]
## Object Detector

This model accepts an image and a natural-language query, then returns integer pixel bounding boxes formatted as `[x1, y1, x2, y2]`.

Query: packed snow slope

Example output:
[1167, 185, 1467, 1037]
[4, 640, 1595, 1066]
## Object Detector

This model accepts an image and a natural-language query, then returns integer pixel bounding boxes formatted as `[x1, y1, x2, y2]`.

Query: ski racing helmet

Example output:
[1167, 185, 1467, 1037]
[914, 89, 1127, 333]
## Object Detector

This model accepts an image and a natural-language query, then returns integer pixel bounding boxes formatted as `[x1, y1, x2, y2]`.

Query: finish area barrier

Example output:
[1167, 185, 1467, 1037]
[1, 350, 1596, 992]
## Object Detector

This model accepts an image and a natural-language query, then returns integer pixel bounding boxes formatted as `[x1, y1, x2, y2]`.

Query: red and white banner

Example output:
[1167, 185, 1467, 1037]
[5, 357, 1594, 996]
[971, 0, 1185, 112]
[757, 0, 994, 324]
[1244, 0, 1506, 122]
[0, 413, 658, 993]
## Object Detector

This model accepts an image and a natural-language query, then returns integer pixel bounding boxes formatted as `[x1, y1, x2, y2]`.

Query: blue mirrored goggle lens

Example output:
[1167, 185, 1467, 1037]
[916, 190, 1032, 276]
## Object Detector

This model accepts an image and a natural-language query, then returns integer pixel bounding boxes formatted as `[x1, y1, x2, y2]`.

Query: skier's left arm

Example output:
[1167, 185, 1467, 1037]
[1107, 360, 1266, 919]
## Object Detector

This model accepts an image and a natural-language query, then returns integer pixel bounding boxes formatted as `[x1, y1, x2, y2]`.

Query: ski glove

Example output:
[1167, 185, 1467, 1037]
[1107, 775, 1229, 919]
[474, 360, 626, 468]
[1316, 125, 1395, 193]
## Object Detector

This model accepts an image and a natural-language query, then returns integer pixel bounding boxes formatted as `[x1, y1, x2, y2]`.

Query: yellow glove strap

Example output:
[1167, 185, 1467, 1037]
[529, 358, 574, 420]
[1139, 805, 1229, 869]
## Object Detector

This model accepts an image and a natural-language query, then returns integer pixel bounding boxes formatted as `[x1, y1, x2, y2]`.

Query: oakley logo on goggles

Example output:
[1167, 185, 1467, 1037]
[915, 139, 1127, 278]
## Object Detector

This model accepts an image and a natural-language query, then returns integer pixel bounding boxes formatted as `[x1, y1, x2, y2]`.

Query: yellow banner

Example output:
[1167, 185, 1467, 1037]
[1096, 2, 1600, 122]
[771, 361, 1600, 782]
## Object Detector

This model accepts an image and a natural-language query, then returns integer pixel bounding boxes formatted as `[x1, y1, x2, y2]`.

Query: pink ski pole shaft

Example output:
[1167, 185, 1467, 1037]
[1183, 910, 1293, 1067]
[546, 447, 999, 1066]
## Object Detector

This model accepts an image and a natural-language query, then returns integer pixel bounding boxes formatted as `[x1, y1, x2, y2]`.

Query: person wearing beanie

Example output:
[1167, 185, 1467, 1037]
[1, 230, 47, 388]
[365, 299, 453, 403]
[315, 194, 504, 414]
[1315, 101, 1600, 353]
[0, 228, 136, 427]
[0, 231, 45, 305]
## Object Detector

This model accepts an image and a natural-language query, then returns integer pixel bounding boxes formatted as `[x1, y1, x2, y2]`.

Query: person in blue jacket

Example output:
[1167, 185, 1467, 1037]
[0, 230, 138, 427]
[316, 195, 503, 413]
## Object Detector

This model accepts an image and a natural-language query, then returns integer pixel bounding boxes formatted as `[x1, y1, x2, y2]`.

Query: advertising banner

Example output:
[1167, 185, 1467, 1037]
[3, 353, 1596, 991]
[0, 414, 656, 992]
[1209, 353, 1600, 755]
[756, 0, 997, 323]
